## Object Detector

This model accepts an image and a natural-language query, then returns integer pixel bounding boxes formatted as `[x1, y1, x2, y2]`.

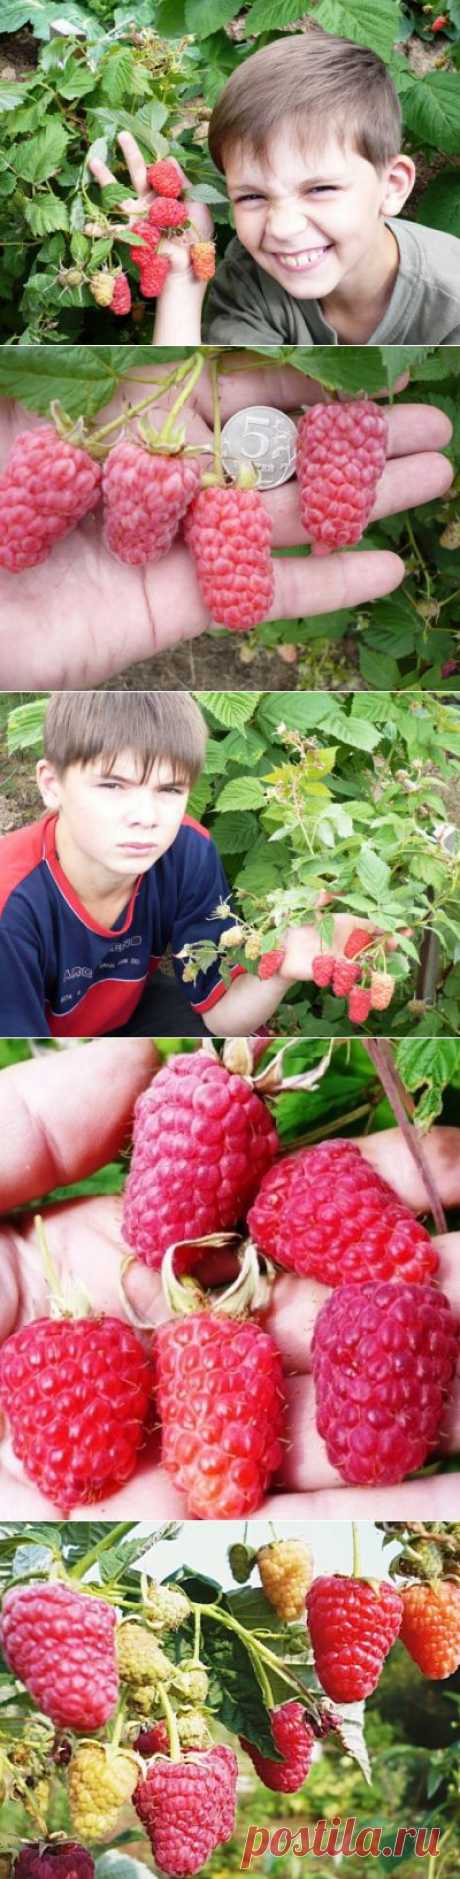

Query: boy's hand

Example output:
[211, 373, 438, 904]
[278, 915, 399, 983]
[87, 132, 214, 276]
[0, 368, 453, 686]
[0, 1042, 459, 1518]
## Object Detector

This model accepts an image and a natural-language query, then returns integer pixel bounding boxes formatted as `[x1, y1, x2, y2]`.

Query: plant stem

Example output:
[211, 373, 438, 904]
[192, 1608, 201, 1665]
[210, 356, 222, 480]
[91, 356, 200, 448]
[33, 1213, 61, 1297]
[160, 352, 204, 444]
[158, 1685, 181, 1763]
[71, 1523, 136, 1580]
[352, 1523, 361, 1579]
[195, 1603, 309, 1696]
[363, 1042, 447, 1233]
[111, 1697, 126, 1750]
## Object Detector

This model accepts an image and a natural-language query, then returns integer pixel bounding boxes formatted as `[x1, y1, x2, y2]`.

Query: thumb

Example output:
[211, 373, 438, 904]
[0, 1039, 157, 1213]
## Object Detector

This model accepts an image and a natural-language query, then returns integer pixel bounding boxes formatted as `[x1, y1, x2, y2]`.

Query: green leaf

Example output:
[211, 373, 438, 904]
[11, 119, 69, 183]
[197, 692, 261, 728]
[356, 845, 391, 901]
[326, 713, 382, 752]
[215, 776, 267, 812]
[211, 811, 259, 854]
[403, 71, 460, 157]
[186, 0, 238, 33]
[416, 171, 460, 242]
[24, 192, 69, 236]
[359, 645, 400, 689]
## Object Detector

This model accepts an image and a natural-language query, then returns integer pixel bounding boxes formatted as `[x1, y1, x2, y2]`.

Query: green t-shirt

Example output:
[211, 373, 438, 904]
[203, 217, 460, 346]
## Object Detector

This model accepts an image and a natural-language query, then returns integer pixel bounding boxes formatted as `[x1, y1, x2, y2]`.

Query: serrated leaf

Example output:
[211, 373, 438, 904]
[403, 70, 460, 157]
[215, 777, 266, 812]
[197, 692, 261, 728]
[211, 811, 259, 854]
[24, 192, 69, 236]
[186, 0, 238, 33]
[416, 171, 460, 242]
[11, 119, 69, 183]
[356, 845, 391, 901]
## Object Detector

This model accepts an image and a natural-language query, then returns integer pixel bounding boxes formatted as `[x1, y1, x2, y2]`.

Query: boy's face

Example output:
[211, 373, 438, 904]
[224, 124, 406, 299]
[37, 749, 190, 879]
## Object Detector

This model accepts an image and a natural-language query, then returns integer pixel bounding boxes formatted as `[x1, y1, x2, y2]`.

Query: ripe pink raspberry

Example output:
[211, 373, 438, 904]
[0, 1582, 119, 1730]
[148, 197, 188, 230]
[102, 440, 201, 566]
[258, 947, 285, 979]
[369, 970, 394, 1011]
[208, 1744, 238, 1839]
[296, 401, 387, 552]
[111, 271, 132, 315]
[139, 253, 170, 296]
[306, 1576, 403, 1701]
[311, 953, 336, 987]
[313, 1281, 459, 1485]
[248, 1138, 438, 1287]
[0, 1315, 154, 1512]
[147, 159, 184, 197]
[344, 927, 373, 959]
[130, 218, 159, 263]
[156, 1313, 285, 1517]
[348, 984, 372, 1023]
[240, 1702, 315, 1792]
[14, 1848, 94, 1879]
[0, 425, 101, 572]
[331, 959, 361, 997]
[133, 1749, 234, 1875]
[183, 484, 274, 630]
[122, 1051, 279, 1268]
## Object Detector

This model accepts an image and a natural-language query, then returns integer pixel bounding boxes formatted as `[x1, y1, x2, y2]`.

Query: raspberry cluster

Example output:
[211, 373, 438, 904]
[128, 157, 216, 299]
[312, 927, 395, 1024]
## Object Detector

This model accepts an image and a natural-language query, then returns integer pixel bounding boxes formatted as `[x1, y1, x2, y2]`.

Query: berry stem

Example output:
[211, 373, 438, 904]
[88, 356, 201, 450]
[210, 355, 224, 484]
[363, 1043, 447, 1233]
[191, 1608, 201, 1666]
[110, 1697, 126, 1750]
[352, 1523, 361, 1579]
[33, 1212, 61, 1298]
[195, 1603, 311, 1698]
[158, 352, 204, 445]
[70, 1523, 136, 1579]
[158, 1684, 181, 1763]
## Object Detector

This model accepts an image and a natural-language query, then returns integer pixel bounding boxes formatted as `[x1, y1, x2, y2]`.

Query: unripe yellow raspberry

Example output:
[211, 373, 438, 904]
[257, 1539, 314, 1621]
[174, 1661, 209, 1704]
[68, 1742, 140, 1840]
[128, 1683, 159, 1715]
[177, 1712, 213, 1750]
[90, 270, 115, 307]
[117, 1622, 174, 1687]
[144, 1581, 190, 1632]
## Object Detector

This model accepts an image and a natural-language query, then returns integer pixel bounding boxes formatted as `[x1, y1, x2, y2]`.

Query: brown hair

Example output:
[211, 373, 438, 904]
[208, 27, 402, 174]
[44, 691, 208, 785]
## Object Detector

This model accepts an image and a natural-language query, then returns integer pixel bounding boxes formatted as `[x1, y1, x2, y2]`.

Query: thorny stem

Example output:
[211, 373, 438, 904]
[158, 1684, 181, 1763]
[363, 1042, 447, 1234]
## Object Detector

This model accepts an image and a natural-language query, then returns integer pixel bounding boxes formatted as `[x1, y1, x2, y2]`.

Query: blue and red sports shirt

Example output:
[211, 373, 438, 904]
[0, 811, 243, 1036]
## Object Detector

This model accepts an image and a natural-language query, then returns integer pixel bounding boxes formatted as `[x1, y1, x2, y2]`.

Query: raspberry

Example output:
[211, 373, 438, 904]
[0, 1583, 118, 1731]
[248, 1138, 438, 1286]
[306, 1576, 402, 1701]
[148, 197, 188, 230]
[13, 1847, 94, 1879]
[147, 159, 184, 197]
[190, 241, 216, 282]
[370, 970, 395, 1011]
[144, 1581, 190, 1631]
[130, 217, 158, 264]
[348, 984, 372, 1023]
[258, 947, 285, 979]
[399, 1581, 460, 1678]
[111, 271, 132, 315]
[122, 1051, 279, 1268]
[240, 1702, 314, 1792]
[257, 1539, 313, 1621]
[183, 484, 274, 630]
[0, 426, 101, 573]
[344, 927, 373, 959]
[102, 439, 201, 566]
[90, 270, 115, 307]
[134, 1716, 213, 1756]
[431, 14, 448, 28]
[117, 1623, 174, 1687]
[331, 959, 361, 996]
[209, 1744, 238, 1840]
[156, 1314, 285, 1517]
[133, 1749, 234, 1875]
[175, 1663, 209, 1703]
[0, 1315, 153, 1513]
[313, 1281, 459, 1485]
[311, 953, 336, 987]
[296, 401, 387, 552]
[68, 1742, 139, 1839]
[140, 253, 170, 297]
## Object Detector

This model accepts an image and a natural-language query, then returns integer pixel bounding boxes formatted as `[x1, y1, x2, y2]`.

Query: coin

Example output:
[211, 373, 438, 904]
[221, 405, 298, 488]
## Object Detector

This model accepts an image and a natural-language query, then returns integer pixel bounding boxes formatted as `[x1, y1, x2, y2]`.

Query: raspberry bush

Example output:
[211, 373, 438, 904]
[1, 1519, 460, 1876]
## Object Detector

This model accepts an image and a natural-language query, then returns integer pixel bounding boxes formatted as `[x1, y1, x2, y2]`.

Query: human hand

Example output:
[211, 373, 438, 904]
[0, 1041, 458, 1519]
[0, 362, 452, 686]
[87, 132, 214, 276]
[279, 915, 400, 982]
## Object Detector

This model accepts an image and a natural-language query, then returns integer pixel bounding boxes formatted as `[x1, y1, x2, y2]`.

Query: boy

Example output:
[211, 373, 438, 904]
[148, 26, 460, 347]
[0, 690, 384, 1040]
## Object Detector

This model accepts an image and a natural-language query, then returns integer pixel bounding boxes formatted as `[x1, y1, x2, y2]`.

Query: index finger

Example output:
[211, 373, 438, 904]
[0, 1039, 156, 1213]
[117, 131, 149, 196]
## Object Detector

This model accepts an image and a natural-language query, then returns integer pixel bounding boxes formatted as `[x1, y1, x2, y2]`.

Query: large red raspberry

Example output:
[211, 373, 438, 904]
[240, 1702, 315, 1792]
[133, 1749, 234, 1875]
[296, 401, 387, 552]
[248, 1139, 438, 1286]
[306, 1576, 403, 1701]
[209, 1744, 238, 1839]
[0, 426, 101, 572]
[156, 1314, 285, 1517]
[331, 959, 361, 997]
[14, 1847, 94, 1879]
[148, 197, 188, 230]
[139, 253, 170, 297]
[0, 1315, 154, 1512]
[147, 159, 184, 197]
[399, 1581, 460, 1678]
[183, 484, 274, 630]
[257, 947, 285, 979]
[122, 1051, 279, 1268]
[313, 1281, 459, 1485]
[0, 1582, 118, 1730]
[347, 984, 372, 1024]
[311, 953, 335, 987]
[102, 440, 201, 565]
[111, 271, 132, 316]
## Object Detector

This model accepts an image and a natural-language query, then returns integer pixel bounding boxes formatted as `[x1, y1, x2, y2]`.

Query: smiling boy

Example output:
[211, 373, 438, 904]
[152, 26, 460, 348]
